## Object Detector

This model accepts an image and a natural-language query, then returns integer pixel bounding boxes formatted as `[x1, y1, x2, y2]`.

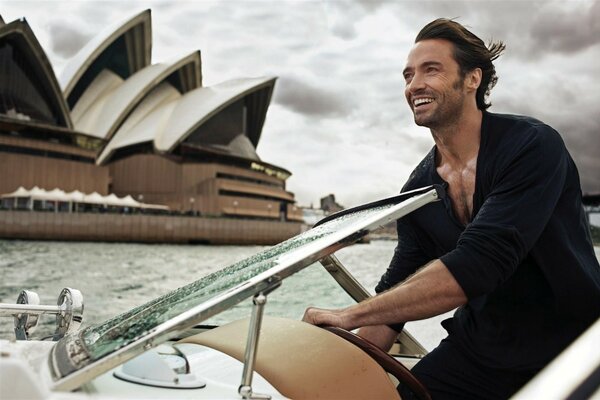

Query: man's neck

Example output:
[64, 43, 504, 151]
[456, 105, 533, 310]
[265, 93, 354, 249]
[432, 109, 483, 168]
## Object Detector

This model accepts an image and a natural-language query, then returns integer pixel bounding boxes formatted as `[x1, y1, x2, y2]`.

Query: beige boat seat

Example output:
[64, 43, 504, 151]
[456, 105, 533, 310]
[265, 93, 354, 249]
[179, 316, 401, 399]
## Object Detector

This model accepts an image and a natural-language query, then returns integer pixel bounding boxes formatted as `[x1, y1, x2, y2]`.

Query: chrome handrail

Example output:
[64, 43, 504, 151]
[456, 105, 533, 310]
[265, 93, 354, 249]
[1, 304, 67, 315]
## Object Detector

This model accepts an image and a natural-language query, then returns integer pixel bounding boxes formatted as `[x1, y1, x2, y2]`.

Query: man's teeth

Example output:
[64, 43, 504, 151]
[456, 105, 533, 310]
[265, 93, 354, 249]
[414, 98, 433, 106]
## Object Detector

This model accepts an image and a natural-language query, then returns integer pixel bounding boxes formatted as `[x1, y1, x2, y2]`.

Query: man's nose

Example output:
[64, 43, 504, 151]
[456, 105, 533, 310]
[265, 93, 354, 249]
[407, 72, 426, 93]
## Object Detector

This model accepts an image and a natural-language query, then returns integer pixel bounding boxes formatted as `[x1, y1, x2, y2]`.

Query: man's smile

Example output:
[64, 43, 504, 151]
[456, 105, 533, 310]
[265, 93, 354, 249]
[413, 97, 434, 108]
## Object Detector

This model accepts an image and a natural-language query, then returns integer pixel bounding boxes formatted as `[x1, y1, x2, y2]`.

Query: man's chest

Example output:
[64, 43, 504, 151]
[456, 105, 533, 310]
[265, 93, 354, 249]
[436, 164, 477, 226]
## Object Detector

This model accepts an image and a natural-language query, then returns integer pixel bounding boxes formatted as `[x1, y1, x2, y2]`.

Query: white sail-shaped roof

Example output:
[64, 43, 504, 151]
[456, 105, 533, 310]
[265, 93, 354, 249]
[59, 9, 152, 104]
[97, 76, 275, 164]
[157, 76, 276, 152]
[96, 83, 180, 163]
[70, 69, 124, 126]
[0, 19, 73, 128]
[73, 51, 201, 140]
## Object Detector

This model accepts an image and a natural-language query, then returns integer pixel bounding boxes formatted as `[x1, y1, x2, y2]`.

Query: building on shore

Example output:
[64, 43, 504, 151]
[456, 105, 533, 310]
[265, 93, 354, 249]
[0, 10, 304, 244]
[319, 194, 344, 215]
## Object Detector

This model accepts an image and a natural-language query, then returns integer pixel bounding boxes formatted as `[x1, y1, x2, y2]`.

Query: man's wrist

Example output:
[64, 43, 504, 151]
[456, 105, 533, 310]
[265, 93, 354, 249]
[339, 307, 359, 330]
[387, 322, 405, 332]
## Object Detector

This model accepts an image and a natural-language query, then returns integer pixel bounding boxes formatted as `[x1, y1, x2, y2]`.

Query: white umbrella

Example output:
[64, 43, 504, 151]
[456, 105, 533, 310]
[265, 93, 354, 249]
[121, 195, 141, 208]
[1, 186, 30, 198]
[104, 193, 122, 206]
[83, 192, 106, 205]
[29, 186, 46, 200]
[65, 190, 85, 202]
[46, 188, 69, 202]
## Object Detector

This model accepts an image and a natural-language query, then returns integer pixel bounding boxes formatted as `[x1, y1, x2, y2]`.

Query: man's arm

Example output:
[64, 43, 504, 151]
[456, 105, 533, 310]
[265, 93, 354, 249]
[303, 259, 467, 330]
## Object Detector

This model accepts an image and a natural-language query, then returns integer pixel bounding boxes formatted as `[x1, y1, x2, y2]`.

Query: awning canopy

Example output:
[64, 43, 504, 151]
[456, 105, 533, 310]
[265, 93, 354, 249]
[1, 186, 30, 198]
[1, 186, 167, 210]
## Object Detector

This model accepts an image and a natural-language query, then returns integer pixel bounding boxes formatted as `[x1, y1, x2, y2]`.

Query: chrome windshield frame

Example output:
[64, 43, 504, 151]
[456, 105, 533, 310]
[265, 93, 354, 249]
[51, 186, 440, 391]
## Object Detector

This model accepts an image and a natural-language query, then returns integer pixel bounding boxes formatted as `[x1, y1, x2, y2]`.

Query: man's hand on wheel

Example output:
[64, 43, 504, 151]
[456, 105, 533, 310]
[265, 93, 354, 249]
[302, 306, 350, 329]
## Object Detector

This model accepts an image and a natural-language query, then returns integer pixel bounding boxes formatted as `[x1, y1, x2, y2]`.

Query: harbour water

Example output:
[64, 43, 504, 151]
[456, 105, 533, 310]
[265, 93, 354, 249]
[1, 240, 599, 351]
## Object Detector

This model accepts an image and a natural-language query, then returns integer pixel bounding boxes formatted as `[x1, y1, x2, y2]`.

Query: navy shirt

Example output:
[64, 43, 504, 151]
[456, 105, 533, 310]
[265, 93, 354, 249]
[376, 112, 600, 371]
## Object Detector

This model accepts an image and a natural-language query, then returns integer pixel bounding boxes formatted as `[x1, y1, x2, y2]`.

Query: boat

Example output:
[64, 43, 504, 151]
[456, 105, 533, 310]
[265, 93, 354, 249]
[1, 184, 598, 399]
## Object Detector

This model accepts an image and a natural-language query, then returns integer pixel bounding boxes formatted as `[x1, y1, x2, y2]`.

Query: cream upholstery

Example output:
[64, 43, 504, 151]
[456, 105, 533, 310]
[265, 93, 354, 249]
[180, 316, 401, 400]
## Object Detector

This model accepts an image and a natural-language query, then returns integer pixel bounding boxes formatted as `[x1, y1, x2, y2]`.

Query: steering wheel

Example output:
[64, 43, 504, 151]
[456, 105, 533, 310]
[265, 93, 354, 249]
[321, 326, 431, 400]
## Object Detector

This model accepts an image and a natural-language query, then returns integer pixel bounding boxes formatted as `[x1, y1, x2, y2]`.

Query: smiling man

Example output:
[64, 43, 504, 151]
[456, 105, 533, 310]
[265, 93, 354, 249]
[303, 19, 600, 399]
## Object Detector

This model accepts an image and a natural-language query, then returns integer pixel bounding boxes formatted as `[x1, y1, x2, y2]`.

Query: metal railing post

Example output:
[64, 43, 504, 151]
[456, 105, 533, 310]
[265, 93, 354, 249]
[238, 292, 271, 400]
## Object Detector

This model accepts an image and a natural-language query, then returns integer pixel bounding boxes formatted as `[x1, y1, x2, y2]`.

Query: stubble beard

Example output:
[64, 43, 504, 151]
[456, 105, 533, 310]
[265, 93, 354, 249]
[413, 77, 466, 131]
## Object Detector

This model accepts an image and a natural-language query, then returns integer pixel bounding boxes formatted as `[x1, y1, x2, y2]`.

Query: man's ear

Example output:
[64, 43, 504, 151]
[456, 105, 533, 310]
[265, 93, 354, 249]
[467, 68, 482, 91]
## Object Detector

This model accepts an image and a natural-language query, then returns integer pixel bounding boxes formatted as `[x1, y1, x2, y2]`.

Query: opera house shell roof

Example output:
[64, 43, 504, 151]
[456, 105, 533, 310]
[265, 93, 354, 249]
[0, 9, 303, 237]
[1, 9, 279, 162]
[0, 17, 73, 130]
[59, 9, 276, 165]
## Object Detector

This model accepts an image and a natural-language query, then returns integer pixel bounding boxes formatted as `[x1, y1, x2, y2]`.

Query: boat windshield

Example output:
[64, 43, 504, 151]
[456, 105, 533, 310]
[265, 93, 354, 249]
[50, 186, 440, 391]
[84, 206, 377, 357]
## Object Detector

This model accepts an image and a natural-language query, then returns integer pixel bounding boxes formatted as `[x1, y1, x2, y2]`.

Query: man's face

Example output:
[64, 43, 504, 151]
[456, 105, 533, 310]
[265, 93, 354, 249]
[403, 39, 467, 128]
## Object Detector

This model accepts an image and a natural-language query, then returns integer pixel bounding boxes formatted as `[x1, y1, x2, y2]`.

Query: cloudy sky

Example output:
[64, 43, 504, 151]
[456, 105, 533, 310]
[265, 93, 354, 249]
[2, 0, 599, 207]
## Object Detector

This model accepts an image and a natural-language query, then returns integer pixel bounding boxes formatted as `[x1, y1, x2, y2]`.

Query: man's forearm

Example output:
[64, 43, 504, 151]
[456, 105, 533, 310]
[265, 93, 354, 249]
[346, 259, 466, 328]
[303, 259, 467, 329]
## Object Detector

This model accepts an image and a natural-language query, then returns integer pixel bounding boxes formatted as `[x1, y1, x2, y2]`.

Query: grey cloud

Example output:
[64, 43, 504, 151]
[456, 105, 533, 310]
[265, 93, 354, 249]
[382, 2, 600, 62]
[382, 1, 477, 31]
[466, 2, 600, 61]
[351, 0, 387, 12]
[529, 1, 600, 55]
[330, 21, 357, 40]
[273, 76, 356, 117]
[166, 8, 216, 35]
[553, 120, 600, 195]
[44, 4, 145, 60]
[397, 1, 473, 19]
[47, 22, 93, 58]
[321, 3, 360, 40]
[165, 4, 322, 57]
[405, 135, 434, 156]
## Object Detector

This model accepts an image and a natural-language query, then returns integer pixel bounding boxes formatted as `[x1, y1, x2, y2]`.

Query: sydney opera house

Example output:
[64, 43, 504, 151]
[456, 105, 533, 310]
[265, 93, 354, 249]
[0, 10, 304, 244]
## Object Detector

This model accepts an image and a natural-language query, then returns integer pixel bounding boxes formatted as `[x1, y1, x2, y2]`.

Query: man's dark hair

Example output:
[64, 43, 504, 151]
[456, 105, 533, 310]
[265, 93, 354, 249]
[416, 18, 505, 110]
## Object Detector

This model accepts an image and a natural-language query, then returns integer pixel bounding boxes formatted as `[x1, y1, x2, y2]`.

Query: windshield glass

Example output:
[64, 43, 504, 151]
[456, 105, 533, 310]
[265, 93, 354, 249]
[81, 204, 390, 360]
[51, 186, 439, 390]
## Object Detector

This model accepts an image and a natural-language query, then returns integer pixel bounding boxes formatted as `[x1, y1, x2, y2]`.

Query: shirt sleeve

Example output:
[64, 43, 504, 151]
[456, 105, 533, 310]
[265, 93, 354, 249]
[440, 125, 569, 299]
[375, 217, 430, 331]
[375, 217, 430, 294]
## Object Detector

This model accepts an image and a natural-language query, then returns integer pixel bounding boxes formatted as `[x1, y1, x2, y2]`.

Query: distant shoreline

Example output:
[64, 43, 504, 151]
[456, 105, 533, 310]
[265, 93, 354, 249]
[0, 210, 303, 245]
